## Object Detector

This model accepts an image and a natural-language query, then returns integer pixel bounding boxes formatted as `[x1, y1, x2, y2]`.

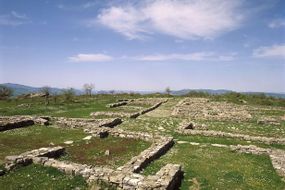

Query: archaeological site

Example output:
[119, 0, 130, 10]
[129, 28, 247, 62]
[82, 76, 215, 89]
[1, 94, 285, 189]
[1, 0, 284, 189]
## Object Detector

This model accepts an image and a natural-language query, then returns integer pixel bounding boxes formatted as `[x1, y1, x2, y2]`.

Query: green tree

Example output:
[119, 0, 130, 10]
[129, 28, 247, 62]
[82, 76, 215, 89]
[0, 86, 13, 100]
[63, 88, 75, 102]
[165, 87, 171, 95]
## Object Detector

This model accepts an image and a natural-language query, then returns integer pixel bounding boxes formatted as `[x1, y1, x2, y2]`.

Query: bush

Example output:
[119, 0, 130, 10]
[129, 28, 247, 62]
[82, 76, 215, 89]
[0, 86, 13, 100]
[62, 88, 75, 102]
[184, 91, 211, 98]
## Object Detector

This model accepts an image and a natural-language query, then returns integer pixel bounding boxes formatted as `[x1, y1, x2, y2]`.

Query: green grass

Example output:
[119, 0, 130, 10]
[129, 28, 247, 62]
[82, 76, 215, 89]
[0, 164, 87, 190]
[173, 134, 285, 150]
[1, 94, 285, 189]
[143, 143, 285, 190]
[0, 94, 160, 118]
[60, 136, 151, 168]
[0, 96, 116, 117]
[0, 125, 86, 164]
[120, 117, 182, 135]
[201, 120, 285, 138]
[183, 91, 285, 107]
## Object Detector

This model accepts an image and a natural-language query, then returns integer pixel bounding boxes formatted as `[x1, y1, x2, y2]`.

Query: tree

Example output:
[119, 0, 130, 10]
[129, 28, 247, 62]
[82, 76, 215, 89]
[41, 86, 50, 105]
[0, 86, 13, 100]
[109, 90, 115, 95]
[63, 88, 75, 102]
[83, 83, 95, 96]
[165, 87, 171, 95]
[52, 92, 58, 104]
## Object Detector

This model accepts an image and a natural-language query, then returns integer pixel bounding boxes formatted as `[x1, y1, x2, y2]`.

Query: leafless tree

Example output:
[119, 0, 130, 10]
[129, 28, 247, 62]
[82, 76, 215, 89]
[83, 83, 95, 96]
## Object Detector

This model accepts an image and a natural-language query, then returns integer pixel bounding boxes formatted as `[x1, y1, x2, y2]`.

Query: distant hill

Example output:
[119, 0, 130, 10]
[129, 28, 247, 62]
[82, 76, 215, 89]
[242, 92, 285, 99]
[170, 89, 285, 99]
[1, 83, 285, 99]
[0, 83, 82, 96]
[171, 89, 233, 95]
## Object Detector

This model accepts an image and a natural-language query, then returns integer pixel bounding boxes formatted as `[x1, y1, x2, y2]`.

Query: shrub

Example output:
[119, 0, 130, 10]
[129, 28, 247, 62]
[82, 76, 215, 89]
[0, 86, 13, 100]
[62, 88, 75, 102]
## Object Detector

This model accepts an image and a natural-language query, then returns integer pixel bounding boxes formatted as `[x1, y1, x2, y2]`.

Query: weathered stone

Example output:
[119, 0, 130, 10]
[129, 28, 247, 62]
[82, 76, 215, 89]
[0, 116, 50, 132]
[64, 141, 73, 145]
[105, 150, 110, 156]
[0, 169, 5, 176]
[172, 98, 252, 122]
[0, 118, 34, 131]
[83, 136, 92, 140]
[107, 101, 128, 108]
[54, 117, 122, 130]
[177, 129, 285, 145]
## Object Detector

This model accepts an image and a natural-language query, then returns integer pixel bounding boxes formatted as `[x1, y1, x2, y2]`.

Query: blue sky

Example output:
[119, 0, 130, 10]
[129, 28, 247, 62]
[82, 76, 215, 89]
[0, 0, 284, 92]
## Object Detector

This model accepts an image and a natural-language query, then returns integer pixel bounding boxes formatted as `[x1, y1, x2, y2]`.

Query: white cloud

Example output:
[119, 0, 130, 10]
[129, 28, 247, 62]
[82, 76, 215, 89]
[135, 52, 236, 61]
[11, 11, 28, 20]
[96, 0, 244, 40]
[82, 1, 98, 9]
[0, 11, 30, 26]
[69, 52, 235, 62]
[69, 53, 113, 62]
[268, 19, 285, 28]
[253, 44, 285, 59]
[58, 2, 99, 10]
[97, 6, 149, 40]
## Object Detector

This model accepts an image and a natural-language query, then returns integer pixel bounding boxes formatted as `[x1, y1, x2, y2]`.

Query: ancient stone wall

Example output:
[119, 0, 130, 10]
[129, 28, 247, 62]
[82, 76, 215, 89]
[131, 98, 168, 106]
[107, 101, 128, 108]
[4, 142, 182, 190]
[53, 117, 122, 129]
[178, 128, 285, 145]
[5, 146, 64, 170]
[116, 135, 174, 173]
[0, 116, 49, 131]
[90, 99, 167, 119]
[172, 98, 252, 122]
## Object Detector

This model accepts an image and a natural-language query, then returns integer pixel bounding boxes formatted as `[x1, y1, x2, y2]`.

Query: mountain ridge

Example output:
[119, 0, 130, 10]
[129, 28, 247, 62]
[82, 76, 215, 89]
[1, 83, 285, 99]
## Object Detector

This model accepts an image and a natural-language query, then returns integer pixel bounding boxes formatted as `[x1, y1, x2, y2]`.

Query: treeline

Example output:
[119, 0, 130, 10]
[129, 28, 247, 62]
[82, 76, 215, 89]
[182, 91, 285, 107]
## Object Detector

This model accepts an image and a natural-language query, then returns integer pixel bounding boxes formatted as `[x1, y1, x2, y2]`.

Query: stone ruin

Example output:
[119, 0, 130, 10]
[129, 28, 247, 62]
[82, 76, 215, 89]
[172, 98, 253, 122]
[3, 127, 183, 190]
[178, 120, 208, 131]
[0, 116, 123, 132]
[107, 101, 129, 108]
[257, 116, 281, 126]
[91, 99, 168, 120]
[53, 117, 122, 129]
[177, 119, 285, 145]
[0, 116, 49, 131]
[6, 98, 285, 188]
[90, 111, 140, 119]
[1, 98, 183, 189]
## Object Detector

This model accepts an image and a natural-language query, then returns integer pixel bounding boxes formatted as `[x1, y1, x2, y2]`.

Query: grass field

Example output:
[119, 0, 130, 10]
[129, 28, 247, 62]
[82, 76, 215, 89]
[143, 143, 285, 190]
[0, 125, 86, 165]
[60, 136, 150, 168]
[0, 164, 88, 190]
[0, 94, 161, 118]
[1, 93, 285, 189]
